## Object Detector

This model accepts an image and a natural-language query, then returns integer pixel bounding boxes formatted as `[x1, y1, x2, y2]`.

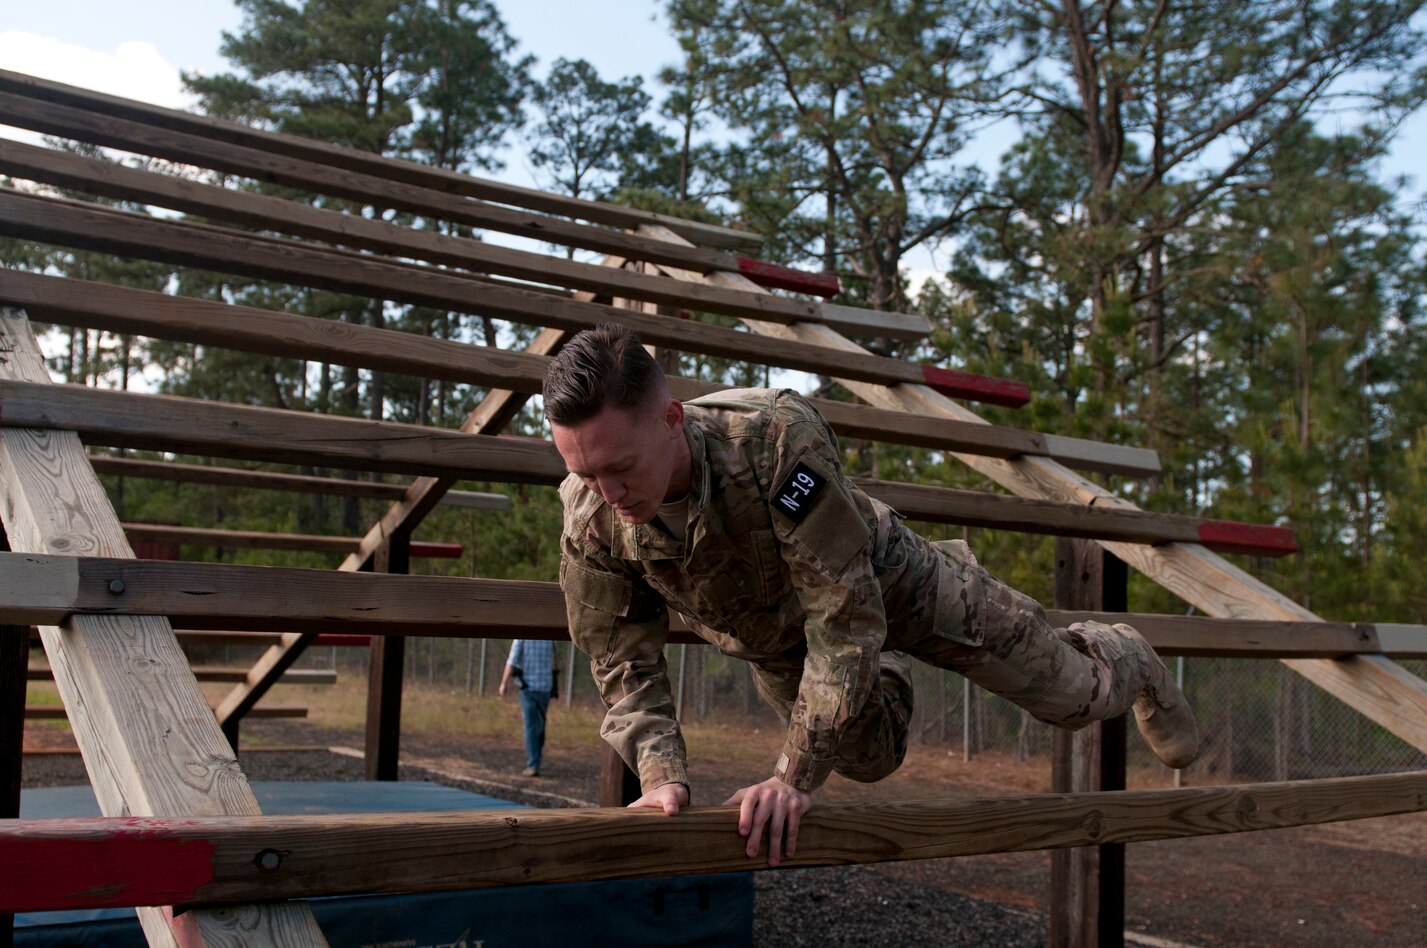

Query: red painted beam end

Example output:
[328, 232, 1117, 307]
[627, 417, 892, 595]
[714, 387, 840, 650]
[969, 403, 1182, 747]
[1197, 521, 1299, 558]
[1, 825, 215, 912]
[409, 541, 463, 559]
[313, 633, 373, 648]
[735, 257, 840, 297]
[921, 365, 1031, 408]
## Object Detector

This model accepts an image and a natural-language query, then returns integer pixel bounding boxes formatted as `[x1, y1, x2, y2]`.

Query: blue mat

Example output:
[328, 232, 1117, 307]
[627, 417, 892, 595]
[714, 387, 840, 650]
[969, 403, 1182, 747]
[16, 781, 753, 948]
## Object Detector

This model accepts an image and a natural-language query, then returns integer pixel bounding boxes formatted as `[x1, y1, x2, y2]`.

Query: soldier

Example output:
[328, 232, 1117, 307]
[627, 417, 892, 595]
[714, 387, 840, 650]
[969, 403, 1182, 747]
[547, 323, 1198, 866]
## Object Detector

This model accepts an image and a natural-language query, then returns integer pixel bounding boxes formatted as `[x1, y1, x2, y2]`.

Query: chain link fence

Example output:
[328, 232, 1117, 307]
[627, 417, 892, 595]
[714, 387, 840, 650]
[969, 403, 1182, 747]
[325, 638, 1425, 787]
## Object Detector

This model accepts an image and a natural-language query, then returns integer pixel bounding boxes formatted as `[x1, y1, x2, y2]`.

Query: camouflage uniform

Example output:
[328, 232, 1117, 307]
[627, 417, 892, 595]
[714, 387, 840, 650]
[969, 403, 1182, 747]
[559, 389, 1157, 794]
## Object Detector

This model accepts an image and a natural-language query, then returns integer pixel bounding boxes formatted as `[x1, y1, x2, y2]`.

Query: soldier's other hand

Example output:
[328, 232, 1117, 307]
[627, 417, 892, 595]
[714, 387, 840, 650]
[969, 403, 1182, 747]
[629, 781, 689, 816]
[724, 777, 811, 867]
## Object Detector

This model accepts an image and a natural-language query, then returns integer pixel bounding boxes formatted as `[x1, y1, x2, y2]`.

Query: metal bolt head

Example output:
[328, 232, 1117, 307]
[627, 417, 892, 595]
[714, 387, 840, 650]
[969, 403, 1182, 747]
[256, 849, 282, 872]
[107, 579, 126, 595]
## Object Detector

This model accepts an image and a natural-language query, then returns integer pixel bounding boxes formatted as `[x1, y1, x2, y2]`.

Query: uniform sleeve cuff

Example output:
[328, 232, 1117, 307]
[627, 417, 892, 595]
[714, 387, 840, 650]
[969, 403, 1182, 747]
[773, 745, 833, 792]
[638, 754, 689, 795]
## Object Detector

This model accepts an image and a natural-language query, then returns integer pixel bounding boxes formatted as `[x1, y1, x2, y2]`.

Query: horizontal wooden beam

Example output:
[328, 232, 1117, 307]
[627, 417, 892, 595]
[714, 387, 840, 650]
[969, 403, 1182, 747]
[0, 68, 764, 252]
[23, 705, 309, 721]
[4, 553, 1424, 657]
[0, 191, 1024, 405]
[0, 379, 571, 484]
[862, 479, 1297, 557]
[0, 381, 1274, 553]
[28, 666, 336, 685]
[0, 88, 824, 293]
[0, 380, 1276, 552]
[0, 552, 580, 638]
[30, 628, 375, 649]
[1043, 611, 1427, 658]
[0, 139, 892, 334]
[3, 272, 1154, 474]
[92, 456, 509, 510]
[3, 770, 1424, 912]
[121, 523, 463, 558]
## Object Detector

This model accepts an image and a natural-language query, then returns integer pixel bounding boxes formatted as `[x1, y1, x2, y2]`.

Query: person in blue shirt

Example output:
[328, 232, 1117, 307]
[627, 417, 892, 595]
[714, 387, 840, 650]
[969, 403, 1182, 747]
[499, 639, 557, 776]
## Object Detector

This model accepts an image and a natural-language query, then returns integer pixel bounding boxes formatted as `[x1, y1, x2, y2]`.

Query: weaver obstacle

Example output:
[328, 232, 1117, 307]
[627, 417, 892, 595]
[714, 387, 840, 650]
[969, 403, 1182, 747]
[2, 68, 1427, 947]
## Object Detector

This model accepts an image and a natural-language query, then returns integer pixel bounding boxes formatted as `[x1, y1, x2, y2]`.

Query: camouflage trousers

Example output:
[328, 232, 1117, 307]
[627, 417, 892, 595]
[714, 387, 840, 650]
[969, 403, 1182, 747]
[752, 534, 1157, 784]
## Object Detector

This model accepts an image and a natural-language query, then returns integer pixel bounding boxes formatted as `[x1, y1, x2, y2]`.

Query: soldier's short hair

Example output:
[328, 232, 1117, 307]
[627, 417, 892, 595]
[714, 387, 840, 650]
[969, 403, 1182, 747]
[543, 323, 666, 426]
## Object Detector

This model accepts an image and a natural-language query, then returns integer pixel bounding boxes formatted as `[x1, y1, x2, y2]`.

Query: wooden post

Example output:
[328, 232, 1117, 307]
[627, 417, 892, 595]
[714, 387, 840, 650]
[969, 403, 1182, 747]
[1051, 537, 1128, 948]
[0, 528, 22, 948]
[599, 746, 641, 808]
[365, 531, 409, 781]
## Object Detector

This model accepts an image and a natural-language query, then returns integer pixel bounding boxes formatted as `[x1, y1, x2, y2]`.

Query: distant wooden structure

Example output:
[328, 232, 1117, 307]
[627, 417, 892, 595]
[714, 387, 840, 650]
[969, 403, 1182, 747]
[1, 68, 1425, 948]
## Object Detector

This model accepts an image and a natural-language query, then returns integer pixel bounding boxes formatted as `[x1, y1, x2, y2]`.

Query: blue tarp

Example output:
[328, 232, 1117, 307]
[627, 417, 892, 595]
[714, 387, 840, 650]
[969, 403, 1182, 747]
[16, 781, 753, 948]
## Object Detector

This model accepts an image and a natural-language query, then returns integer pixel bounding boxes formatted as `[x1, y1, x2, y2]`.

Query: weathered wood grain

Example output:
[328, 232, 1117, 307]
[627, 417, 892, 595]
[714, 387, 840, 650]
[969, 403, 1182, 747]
[3, 771, 1425, 913]
[0, 309, 327, 946]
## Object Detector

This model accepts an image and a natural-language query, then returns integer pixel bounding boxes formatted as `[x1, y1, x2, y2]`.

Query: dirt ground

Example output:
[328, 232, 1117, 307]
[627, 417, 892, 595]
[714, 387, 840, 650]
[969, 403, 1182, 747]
[21, 716, 1427, 947]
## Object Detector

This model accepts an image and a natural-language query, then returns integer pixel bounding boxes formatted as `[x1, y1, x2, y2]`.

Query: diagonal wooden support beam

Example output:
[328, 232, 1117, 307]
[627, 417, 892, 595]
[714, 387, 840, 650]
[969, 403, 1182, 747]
[640, 224, 1427, 757]
[0, 308, 326, 946]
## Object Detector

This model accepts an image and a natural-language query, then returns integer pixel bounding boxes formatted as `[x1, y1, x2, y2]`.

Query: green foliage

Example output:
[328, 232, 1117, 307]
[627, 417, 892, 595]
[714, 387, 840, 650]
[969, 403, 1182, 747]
[525, 57, 660, 201]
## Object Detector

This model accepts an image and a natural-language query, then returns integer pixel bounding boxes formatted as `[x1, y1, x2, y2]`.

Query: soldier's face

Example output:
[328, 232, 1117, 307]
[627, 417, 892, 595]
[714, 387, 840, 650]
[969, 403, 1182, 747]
[551, 397, 690, 524]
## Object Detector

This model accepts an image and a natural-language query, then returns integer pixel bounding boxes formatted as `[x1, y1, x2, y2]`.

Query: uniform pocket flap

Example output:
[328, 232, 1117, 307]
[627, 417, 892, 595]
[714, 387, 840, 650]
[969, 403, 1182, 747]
[561, 559, 633, 617]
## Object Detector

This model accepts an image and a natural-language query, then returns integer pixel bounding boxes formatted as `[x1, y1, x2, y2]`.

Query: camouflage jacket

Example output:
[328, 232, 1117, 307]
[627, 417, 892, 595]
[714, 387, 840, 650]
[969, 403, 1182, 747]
[558, 388, 898, 793]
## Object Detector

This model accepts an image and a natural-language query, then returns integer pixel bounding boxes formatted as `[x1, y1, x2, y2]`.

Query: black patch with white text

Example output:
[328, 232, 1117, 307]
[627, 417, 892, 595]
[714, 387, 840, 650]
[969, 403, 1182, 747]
[772, 461, 827, 525]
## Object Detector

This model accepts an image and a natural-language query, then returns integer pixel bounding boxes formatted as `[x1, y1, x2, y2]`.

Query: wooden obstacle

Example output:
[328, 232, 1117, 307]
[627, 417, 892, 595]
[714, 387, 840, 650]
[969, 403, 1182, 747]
[4, 771, 1426, 914]
[2, 68, 1425, 948]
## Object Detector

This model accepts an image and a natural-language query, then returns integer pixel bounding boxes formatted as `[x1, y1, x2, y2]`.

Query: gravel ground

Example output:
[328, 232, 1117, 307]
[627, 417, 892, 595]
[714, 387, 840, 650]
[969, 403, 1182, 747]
[21, 749, 1050, 947]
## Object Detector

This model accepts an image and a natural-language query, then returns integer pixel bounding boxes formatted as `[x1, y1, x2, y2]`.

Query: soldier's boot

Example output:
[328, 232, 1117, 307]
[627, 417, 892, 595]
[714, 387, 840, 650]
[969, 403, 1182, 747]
[1068, 620, 1200, 769]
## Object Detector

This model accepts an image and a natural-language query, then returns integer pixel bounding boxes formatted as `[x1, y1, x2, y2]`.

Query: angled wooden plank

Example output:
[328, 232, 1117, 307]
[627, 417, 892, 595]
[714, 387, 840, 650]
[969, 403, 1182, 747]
[0, 68, 764, 252]
[0, 191, 1020, 402]
[0, 309, 326, 947]
[0, 270, 1143, 473]
[3, 771, 1426, 912]
[639, 223, 1427, 756]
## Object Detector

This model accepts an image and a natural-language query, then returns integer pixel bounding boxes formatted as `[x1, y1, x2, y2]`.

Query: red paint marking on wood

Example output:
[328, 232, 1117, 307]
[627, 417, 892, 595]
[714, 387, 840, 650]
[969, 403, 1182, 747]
[314, 633, 372, 647]
[1197, 521, 1299, 557]
[735, 257, 840, 297]
[1, 827, 215, 912]
[920, 366, 1031, 408]
[409, 541, 463, 558]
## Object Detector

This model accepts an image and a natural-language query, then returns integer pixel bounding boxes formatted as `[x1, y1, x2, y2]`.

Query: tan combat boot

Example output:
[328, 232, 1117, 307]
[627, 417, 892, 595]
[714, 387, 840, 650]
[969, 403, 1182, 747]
[1113, 622, 1200, 769]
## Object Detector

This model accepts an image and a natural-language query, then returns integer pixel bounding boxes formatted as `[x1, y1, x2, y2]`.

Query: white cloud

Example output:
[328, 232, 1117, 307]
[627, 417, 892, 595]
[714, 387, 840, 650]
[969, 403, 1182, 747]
[0, 31, 191, 109]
